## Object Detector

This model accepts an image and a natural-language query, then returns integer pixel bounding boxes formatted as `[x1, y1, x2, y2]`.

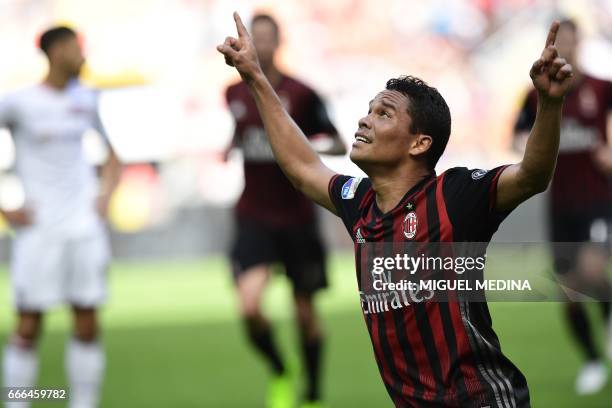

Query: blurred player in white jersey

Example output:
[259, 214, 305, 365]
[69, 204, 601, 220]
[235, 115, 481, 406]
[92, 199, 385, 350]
[0, 26, 121, 408]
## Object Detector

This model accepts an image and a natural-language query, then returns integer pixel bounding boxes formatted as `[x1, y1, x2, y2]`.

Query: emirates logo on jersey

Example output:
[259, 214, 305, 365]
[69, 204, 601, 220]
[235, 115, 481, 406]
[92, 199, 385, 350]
[403, 210, 418, 240]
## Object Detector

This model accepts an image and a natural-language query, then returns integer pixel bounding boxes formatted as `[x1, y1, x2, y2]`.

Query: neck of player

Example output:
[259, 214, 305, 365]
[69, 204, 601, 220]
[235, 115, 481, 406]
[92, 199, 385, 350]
[44, 67, 73, 90]
[368, 162, 432, 214]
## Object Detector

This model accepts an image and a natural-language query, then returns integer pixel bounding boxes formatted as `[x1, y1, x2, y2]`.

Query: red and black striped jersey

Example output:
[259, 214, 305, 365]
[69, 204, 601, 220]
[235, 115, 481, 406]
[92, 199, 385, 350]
[328, 166, 530, 408]
[226, 75, 338, 227]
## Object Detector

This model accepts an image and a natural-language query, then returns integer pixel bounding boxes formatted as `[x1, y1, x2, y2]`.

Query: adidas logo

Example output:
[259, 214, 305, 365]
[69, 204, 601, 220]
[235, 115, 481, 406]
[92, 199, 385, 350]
[355, 228, 366, 244]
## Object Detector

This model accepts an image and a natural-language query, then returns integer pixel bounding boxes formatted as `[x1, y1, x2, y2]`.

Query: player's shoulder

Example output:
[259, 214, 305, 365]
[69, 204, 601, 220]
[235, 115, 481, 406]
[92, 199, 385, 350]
[438, 166, 505, 214]
[65, 81, 101, 109]
[441, 166, 500, 183]
[282, 75, 317, 97]
[441, 166, 473, 178]
[583, 73, 611, 86]
[73, 81, 98, 94]
[283, 75, 308, 88]
[332, 174, 371, 198]
[582, 74, 612, 94]
[0, 85, 43, 109]
[73, 82, 98, 94]
[0, 90, 18, 106]
[6, 85, 42, 100]
[441, 165, 509, 194]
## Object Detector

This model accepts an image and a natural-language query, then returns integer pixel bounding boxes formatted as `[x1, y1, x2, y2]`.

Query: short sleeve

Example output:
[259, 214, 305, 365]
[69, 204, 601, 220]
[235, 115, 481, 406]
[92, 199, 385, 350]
[514, 90, 537, 134]
[301, 90, 338, 138]
[442, 166, 511, 240]
[328, 174, 371, 232]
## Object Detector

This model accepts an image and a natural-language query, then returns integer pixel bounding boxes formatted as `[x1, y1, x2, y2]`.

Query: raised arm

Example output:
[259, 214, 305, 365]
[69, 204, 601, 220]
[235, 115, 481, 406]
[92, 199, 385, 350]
[496, 21, 574, 211]
[216, 12, 337, 214]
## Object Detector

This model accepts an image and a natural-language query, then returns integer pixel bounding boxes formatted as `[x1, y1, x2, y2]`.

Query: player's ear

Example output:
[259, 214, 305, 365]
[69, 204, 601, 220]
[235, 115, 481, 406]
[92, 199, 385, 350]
[408, 134, 432, 158]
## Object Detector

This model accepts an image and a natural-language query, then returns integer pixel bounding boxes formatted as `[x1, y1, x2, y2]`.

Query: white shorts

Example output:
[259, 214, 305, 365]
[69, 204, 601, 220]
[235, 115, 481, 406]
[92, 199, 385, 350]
[10, 227, 111, 311]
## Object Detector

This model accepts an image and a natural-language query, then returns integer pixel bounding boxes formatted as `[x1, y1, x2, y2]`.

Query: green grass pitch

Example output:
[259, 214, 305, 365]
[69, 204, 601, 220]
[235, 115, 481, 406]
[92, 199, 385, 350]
[0, 254, 611, 407]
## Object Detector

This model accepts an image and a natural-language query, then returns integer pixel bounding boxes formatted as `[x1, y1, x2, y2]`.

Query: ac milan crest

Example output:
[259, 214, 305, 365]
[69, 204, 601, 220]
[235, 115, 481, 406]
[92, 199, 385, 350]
[403, 211, 418, 240]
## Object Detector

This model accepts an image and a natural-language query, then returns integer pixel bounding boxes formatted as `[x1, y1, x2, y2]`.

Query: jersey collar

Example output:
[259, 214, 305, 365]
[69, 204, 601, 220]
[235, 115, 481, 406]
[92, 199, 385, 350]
[372, 172, 435, 218]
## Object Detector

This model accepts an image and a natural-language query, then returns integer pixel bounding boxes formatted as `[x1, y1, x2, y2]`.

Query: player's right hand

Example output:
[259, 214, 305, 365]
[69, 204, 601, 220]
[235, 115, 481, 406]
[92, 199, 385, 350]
[1, 207, 32, 227]
[216, 12, 262, 82]
[529, 21, 574, 100]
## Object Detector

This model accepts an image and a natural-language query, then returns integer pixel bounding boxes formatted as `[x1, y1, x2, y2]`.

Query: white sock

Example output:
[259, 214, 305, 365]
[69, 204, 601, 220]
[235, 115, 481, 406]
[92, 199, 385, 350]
[66, 338, 105, 408]
[3, 340, 38, 408]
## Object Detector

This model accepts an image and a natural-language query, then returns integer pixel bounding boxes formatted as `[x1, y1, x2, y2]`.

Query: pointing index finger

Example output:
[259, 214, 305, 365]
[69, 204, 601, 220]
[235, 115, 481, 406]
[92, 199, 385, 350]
[545, 20, 560, 48]
[233, 12, 249, 38]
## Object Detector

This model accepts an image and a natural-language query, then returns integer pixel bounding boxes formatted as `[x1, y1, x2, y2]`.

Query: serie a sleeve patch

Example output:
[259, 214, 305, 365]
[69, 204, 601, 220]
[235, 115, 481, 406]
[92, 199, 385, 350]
[341, 177, 363, 199]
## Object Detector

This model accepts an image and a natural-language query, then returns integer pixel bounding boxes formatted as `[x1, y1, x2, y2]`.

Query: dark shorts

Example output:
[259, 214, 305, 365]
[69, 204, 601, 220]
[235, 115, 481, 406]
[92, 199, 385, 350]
[549, 207, 611, 275]
[230, 219, 327, 294]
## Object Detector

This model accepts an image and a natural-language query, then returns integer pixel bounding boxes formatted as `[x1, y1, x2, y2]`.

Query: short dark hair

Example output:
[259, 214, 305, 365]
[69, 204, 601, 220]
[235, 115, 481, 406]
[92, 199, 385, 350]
[559, 18, 578, 33]
[39, 26, 77, 55]
[251, 13, 280, 37]
[386, 76, 451, 169]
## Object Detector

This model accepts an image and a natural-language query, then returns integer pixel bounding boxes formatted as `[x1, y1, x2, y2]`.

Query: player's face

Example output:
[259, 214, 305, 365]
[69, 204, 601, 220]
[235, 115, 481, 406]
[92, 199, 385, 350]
[251, 20, 279, 67]
[555, 25, 578, 64]
[56, 36, 85, 77]
[351, 90, 424, 170]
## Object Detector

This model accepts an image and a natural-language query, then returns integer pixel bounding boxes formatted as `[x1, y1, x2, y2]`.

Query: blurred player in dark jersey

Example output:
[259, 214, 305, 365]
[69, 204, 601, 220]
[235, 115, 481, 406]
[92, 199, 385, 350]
[223, 14, 345, 408]
[514, 19, 612, 395]
[219, 14, 572, 407]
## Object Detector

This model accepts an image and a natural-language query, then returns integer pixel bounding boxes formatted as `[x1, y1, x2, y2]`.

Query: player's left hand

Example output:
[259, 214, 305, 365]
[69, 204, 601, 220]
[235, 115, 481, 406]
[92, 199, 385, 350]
[530, 21, 574, 100]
